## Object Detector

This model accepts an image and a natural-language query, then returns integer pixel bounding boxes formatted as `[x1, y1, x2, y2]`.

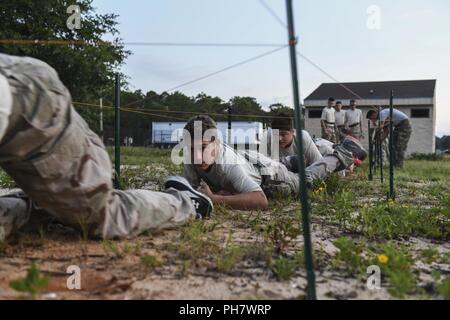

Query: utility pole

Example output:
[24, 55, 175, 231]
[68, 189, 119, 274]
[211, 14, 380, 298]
[285, 0, 316, 300]
[228, 105, 232, 147]
[114, 74, 121, 189]
[99, 97, 104, 143]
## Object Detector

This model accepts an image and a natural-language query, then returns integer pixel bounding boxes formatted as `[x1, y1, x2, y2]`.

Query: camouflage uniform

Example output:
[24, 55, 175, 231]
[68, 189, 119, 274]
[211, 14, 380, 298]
[261, 144, 354, 198]
[321, 125, 336, 143]
[393, 120, 412, 168]
[0, 54, 196, 240]
[347, 124, 362, 140]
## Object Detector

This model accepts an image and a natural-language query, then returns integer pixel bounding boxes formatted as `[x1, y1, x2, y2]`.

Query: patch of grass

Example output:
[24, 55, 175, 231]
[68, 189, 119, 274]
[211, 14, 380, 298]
[0, 169, 16, 188]
[264, 214, 300, 255]
[216, 244, 244, 273]
[373, 243, 416, 299]
[332, 237, 366, 276]
[174, 220, 220, 261]
[271, 256, 297, 281]
[409, 153, 447, 161]
[10, 264, 49, 300]
[141, 255, 163, 271]
[420, 247, 440, 264]
[437, 277, 450, 300]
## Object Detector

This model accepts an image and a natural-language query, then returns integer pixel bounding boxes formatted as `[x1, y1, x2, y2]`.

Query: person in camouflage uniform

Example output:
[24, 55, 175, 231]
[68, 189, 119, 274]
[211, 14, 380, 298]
[367, 108, 412, 168]
[0, 53, 212, 241]
[182, 115, 367, 208]
[321, 97, 337, 143]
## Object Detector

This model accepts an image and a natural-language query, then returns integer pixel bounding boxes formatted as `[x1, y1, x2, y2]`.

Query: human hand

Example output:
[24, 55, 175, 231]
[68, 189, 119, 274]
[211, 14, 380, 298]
[197, 180, 214, 199]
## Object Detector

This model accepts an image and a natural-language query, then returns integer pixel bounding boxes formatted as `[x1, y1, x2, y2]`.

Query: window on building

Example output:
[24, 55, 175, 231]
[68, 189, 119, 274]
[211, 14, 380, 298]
[411, 108, 430, 118]
[308, 109, 322, 118]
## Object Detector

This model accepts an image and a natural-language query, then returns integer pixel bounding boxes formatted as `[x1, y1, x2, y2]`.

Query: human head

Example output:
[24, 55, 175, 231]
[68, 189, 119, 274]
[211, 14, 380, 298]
[327, 97, 335, 108]
[184, 115, 219, 171]
[335, 101, 342, 111]
[271, 114, 295, 149]
[350, 99, 356, 109]
[366, 109, 379, 124]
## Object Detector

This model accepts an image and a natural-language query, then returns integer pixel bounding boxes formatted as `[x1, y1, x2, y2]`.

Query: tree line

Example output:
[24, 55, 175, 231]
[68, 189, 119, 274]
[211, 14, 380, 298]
[0, 0, 294, 144]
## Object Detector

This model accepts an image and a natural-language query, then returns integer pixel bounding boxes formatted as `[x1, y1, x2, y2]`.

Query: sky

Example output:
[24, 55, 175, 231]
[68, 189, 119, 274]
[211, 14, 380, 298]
[93, 0, 450, 136]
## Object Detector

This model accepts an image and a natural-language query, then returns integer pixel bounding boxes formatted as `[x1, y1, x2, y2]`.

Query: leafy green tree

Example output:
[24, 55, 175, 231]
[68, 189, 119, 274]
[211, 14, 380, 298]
[0, 0, 130, 100]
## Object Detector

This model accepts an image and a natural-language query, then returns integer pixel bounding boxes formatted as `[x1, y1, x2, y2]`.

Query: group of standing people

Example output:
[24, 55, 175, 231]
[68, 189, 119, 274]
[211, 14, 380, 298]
[320, 96, 412, 169]
[321, 97, 363, 143]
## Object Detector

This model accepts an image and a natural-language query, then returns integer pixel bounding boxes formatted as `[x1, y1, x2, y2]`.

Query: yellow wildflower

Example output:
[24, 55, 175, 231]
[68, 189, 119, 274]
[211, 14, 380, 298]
[378, 254, 389, 264]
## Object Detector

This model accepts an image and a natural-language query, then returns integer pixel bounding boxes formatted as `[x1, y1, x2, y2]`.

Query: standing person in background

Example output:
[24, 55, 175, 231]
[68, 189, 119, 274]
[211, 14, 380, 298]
[334, 101, 346, 143]
[367, 108, 412, 168]
[345, 99, 363, 140]
[321, 97, 336, 143]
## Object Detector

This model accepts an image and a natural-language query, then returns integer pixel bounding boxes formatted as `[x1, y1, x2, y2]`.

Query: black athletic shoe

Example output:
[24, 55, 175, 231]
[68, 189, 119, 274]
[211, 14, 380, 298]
[164, 176, 213, 219]
[340, 136, 368, 161]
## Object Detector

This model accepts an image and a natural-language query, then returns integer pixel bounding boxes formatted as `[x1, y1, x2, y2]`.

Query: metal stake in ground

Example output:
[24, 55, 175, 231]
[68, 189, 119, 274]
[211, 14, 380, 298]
[368, 120, 373, 181]
[114, 73, 121, 189]
[227, 105, 232, 147]
[379, 113, 384, 184]
[388, 90, 395, 199]
[285, 0, 316, 300]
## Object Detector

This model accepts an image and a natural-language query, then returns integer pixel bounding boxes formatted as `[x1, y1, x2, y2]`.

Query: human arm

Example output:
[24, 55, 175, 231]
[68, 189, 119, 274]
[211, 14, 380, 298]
[197, 181, 268, 210]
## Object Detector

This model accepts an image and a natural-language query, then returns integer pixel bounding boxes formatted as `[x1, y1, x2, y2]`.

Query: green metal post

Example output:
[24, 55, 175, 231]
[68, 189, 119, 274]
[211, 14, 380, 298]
[114, 73, 121, 189]
[285, 0, 316, 300]
[368, 120, 373, 181]
[379, 114, 384, 184]
[389, 90, 395, 199]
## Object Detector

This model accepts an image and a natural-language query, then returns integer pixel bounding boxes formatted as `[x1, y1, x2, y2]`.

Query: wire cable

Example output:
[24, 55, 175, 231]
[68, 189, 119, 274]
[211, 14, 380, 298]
[0, 39, 285, 48]
[72, 101, 293, 120]
[122, 45, 288, 108]
[258, 0, 288, 29]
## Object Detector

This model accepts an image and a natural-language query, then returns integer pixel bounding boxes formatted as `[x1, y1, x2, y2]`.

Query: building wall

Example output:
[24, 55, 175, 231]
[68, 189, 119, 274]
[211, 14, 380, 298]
[305, 104, 435, 155]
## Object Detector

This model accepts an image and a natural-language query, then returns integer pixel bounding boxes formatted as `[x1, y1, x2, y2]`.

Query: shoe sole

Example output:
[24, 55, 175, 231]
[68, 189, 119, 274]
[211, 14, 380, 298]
[164, 177, 214, 217]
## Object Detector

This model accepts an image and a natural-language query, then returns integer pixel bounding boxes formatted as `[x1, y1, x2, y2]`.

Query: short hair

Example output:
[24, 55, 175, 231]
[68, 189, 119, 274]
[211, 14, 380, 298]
[328, 97, 335, 102]
[272, 113, 293, 130]
[184, 115, 217, 140]
[366, 110, 378, 119]
[336, 101, 342, 105]
[350, 99, 356, 103]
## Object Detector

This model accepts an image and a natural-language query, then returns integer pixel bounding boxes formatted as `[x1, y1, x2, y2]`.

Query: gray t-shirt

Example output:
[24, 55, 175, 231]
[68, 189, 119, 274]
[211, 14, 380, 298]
[183, 144, 263, 194]
[266, 130, 323, 166]
[379, 109, 409, 126]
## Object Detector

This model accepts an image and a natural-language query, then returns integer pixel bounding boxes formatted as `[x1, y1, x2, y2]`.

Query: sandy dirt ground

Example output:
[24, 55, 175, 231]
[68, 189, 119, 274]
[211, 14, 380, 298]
[0, 187, 448, 300]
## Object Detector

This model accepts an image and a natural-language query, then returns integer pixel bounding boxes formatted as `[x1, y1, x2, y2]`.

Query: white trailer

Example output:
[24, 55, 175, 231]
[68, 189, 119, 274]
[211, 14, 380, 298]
[151, 121, 264, 147]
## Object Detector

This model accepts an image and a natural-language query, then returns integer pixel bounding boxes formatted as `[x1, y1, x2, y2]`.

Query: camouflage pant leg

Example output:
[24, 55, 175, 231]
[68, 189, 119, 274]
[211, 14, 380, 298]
[336, 127, 346, 143]
[322, 126, 336, 143]
[305, 144, 353, 186]
[348, 125, 361, 140]
[0, 57, 196, 239]
[262, 164, 300, 198]
[0, 194, 30, 241]
[262, 143, 353, 197]
[393, 121, 412, 168]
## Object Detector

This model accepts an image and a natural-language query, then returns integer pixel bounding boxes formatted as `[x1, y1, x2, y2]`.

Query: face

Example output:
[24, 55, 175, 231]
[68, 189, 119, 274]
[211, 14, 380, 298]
[191, 138, 218, 171]
[328, 100, 335, 108]
[335, 103, 342, 111]
[279, 129, 295, 148]
[369, 113, 378, 124]
[350, 101, 356, 108]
